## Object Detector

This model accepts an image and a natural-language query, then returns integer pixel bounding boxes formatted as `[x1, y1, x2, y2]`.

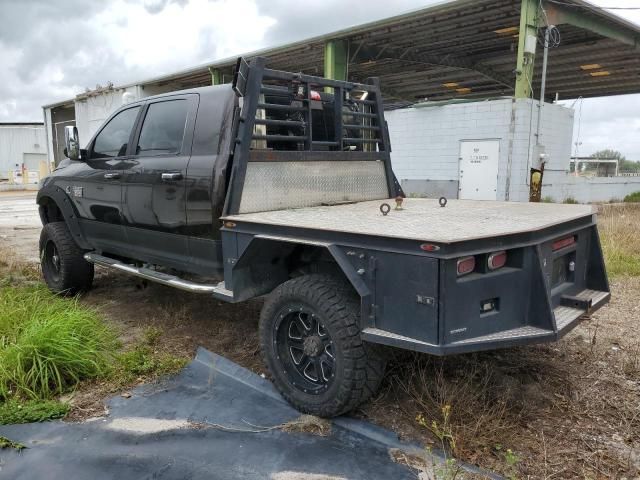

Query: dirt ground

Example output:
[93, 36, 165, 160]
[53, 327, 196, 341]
[1, 193, 638, 479]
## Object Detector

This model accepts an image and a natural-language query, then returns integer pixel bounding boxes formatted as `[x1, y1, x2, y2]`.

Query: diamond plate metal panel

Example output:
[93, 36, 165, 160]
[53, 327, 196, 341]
[451, 326, 550, 345]
[238, 161, 389, 214]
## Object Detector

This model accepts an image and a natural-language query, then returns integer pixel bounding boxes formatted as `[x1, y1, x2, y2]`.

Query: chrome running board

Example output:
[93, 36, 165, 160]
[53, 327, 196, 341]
[84, 253, 234, 301]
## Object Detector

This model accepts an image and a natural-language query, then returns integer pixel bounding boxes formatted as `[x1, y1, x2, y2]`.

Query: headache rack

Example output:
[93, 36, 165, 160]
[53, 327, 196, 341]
[224, 56, 400, 216]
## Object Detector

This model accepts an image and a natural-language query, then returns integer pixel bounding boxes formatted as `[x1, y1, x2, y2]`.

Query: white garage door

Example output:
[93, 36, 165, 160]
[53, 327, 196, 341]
[458, 140, 499, 200]
[23, 153, 47, 170]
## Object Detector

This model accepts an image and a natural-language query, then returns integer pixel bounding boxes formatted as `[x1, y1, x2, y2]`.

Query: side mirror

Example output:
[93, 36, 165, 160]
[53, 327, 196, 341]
[64, 125, 81, 161]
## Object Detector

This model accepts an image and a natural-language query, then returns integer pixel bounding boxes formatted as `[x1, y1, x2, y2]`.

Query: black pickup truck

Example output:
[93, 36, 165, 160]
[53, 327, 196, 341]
[38, 57, 610, 417]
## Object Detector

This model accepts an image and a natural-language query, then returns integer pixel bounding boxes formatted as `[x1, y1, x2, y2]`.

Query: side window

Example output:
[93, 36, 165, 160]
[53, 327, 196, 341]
[90, 107, 140, 159]
[136, 100, 189, 156]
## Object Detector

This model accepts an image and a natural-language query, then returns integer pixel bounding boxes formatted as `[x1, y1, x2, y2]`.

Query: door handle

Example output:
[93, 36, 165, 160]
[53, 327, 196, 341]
[103, 172, 121, 179]
[161, 172, 183, 181]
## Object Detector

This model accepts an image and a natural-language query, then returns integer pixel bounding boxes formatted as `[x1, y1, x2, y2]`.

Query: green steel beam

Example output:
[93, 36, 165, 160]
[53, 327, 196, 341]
[209, 67, 222, 85]
[544, 1, 640, 48]
[324, 39, 348, 92]
[515, 0, 540, 99]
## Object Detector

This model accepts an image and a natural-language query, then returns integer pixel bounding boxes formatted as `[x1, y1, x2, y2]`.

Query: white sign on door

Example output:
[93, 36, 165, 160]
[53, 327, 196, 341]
[459, 140, 499, 200]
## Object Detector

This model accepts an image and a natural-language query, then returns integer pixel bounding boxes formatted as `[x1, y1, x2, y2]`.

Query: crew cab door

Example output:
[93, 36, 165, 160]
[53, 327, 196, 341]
[78, 105, 142, 254]
[120, 95, 197, 268]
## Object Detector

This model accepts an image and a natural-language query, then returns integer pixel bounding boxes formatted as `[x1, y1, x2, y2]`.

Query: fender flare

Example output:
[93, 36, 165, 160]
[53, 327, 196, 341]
[37, 185, 91, 250]
[230, 234, 373, 322]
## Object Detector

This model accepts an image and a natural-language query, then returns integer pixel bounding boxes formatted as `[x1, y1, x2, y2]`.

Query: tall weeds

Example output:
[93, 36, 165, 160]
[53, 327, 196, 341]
[0, 285, 119, 400]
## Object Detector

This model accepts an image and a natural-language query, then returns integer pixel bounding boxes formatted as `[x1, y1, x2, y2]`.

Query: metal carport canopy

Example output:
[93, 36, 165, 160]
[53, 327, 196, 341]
[86, 0, 640, 108]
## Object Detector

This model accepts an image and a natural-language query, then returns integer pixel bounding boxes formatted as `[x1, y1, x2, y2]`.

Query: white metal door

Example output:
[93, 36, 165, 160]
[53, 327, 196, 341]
[458, 140, 499, 200]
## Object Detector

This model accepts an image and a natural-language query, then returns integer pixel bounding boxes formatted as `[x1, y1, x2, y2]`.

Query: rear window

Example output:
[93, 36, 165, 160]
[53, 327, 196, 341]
[136, 100, 188, 156]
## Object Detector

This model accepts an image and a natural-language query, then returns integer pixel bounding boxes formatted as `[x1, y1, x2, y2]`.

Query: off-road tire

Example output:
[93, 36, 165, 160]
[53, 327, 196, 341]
[259, 274, 386, 417]
[39, 222, 94, 295]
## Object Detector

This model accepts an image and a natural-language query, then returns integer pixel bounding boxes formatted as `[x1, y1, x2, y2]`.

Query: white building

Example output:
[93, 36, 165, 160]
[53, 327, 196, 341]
[387, 98, 640, 203]
[0, 123, 48, 183]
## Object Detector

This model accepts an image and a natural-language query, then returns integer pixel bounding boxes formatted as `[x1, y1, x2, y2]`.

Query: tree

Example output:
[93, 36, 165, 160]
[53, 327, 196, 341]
[590, 149, 640, 173]
[589, 149, 626, 161]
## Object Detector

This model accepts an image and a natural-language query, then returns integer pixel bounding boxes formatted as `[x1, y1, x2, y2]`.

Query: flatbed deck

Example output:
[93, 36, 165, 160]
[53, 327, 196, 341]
[224, 198, 596, 243]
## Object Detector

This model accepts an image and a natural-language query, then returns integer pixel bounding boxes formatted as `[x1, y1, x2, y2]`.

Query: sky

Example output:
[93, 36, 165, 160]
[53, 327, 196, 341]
[1, 0, 639, 160]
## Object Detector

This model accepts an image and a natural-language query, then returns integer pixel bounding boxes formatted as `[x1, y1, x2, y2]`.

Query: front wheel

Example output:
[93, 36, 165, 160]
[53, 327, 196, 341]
[39, 222, 94, 295]
[259, 274, 386, 417]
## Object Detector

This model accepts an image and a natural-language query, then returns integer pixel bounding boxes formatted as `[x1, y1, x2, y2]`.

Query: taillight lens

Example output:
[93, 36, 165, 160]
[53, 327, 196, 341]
[457, 256, 475, 276]
[488, 251, 507, 270]
[552, 236, 576, 251]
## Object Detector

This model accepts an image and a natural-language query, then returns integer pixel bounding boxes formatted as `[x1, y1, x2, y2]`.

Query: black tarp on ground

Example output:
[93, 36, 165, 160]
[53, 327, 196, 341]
[0, 348, 438, 480]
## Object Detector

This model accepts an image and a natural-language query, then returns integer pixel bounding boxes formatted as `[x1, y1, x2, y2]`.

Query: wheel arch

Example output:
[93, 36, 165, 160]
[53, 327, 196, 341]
[36, 186, 91, 250]
[230, 236, 371, 306]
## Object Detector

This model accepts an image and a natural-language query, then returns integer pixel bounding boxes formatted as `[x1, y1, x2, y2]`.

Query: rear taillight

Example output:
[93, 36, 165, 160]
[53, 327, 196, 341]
[310, 90, 321, 101]
[457, 256, 475, 276]
[488, 251, 507, 270]
[552, 236, 576, 252]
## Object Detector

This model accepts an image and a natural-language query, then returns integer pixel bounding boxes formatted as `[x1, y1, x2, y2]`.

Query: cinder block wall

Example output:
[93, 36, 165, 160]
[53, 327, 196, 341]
[386, 98, 513, 199]
[385, 97, 575, 202]
[509, 99, 575, 201]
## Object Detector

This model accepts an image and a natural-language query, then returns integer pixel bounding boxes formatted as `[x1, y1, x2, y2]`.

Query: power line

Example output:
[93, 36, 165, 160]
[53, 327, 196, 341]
[546, 0, 640, 10]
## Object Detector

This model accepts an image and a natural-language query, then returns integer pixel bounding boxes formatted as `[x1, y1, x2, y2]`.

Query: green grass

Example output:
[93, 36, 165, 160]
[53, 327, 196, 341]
[0, 284, 119, 400]
[0, 284, 187, 424]
[599, 205, 640, 277]
[112, 328, 187, 385]
[0, 399, 69, 425]
[624, 191, 640, 203]
[0, 436, 26, 450]
[603, 250, 640, 277]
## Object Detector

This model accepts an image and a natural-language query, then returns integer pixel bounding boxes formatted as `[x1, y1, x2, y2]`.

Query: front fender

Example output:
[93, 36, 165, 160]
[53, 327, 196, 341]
[37, 181, 91, 250]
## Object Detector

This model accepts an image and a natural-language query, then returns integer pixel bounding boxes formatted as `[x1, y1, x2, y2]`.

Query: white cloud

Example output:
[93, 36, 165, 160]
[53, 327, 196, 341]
[93, 0, 275, 70]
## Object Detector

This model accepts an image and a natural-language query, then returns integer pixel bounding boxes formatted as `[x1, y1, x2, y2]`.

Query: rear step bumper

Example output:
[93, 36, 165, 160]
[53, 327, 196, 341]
[362, 288, 610, 355]
[554, 289, 610, 334]
[84, 253, 235, 301]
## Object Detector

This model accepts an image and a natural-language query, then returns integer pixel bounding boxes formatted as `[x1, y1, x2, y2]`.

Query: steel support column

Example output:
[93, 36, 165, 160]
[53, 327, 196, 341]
[209, 67, 222, 85]
[324, 39, 348, 91]
[515, 0, 540, 99]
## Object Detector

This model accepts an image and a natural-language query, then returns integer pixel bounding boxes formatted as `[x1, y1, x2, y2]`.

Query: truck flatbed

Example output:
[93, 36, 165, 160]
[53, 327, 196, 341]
[41, 56, 610, 417]
[224, 198, 596, 244]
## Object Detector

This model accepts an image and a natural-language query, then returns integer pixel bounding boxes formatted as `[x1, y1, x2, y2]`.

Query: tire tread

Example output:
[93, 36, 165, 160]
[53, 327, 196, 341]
[259, 274, 385, 417]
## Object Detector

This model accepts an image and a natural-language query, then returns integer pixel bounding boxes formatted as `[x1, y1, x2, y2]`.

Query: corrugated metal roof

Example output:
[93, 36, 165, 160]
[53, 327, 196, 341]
[43, 0, 640, 110]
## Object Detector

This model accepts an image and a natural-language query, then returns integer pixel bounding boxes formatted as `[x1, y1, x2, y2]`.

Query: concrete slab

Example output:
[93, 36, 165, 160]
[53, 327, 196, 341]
[0, 191, 40, 262]
[0, 191, 39, 228]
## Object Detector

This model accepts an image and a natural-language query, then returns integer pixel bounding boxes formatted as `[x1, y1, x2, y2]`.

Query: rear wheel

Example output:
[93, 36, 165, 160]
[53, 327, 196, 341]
[39, 222, 94, 295]
[259, 274, 386, 417]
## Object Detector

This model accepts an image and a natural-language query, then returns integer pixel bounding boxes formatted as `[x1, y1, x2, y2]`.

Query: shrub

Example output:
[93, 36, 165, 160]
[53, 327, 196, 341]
[0, 285, 119, 400]
[623, 191, 640, 203]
